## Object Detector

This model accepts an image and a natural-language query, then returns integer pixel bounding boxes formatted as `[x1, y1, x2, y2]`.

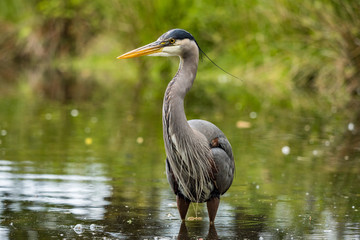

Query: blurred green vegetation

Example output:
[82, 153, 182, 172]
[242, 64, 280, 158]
[0, 0, 360, 163]
[0, 0, 359, 109]
[1, 2, 360, 237]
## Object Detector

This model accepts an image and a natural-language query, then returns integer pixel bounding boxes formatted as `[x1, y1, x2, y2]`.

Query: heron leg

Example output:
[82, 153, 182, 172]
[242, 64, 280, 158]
[207, 197, 220, 224]
[176, 195, 190, 221]
[207, 223, 218, 239]
[177, 222, 189, 239]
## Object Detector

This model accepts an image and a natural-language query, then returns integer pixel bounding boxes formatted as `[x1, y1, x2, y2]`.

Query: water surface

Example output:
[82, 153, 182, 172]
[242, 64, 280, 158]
[0, 97, 359, 239]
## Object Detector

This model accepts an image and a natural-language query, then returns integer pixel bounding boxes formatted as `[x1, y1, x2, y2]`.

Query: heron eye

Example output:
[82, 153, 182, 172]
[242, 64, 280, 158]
[169, 38, 176, 44]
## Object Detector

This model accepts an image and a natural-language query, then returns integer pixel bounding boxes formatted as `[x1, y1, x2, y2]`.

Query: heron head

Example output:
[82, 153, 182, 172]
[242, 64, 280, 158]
[117, 29, 199, 59]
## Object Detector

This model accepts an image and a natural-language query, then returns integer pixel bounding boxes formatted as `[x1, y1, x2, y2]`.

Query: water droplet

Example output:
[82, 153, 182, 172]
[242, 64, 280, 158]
[73, 224, 84, 234]
[348, 122, 355, 131]
[256, 185, 260, 189]
[1, 130, 7, 136]
[352, 206, 355, 209]
[89, 223, 103, 231]
[90, 224, 96, 231]
[71, 109, 79, 117]
[312, 150, 318, 156]
[249, 112, 257, 119]
[282, 146, 290, 155]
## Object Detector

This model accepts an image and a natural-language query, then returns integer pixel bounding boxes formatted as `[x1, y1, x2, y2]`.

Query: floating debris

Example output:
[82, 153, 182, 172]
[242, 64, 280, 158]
[10, 222, 16, 229]
[187, 216, 202, 221]
[136, 137, 144, 144]
[236, 121, 251, 129]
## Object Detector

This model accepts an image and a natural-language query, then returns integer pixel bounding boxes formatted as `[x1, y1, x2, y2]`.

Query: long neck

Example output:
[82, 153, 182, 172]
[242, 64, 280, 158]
[162, 50, 215, 202]
[162, 52, 199, 137]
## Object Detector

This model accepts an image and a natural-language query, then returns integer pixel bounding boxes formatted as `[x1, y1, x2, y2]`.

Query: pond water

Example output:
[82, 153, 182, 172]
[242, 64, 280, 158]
[0, 96, 359, 239]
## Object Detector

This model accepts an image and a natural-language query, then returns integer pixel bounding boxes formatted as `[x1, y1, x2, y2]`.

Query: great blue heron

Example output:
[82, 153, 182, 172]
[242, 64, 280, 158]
[117, 29, 235, 223]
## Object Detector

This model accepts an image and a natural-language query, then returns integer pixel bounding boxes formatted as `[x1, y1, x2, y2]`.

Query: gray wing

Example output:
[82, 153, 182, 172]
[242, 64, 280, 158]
[188, 119, 235, 195]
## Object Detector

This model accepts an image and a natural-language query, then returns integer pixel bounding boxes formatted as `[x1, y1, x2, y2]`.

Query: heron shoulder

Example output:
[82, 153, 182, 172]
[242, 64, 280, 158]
[189, 119, 233, 160]
[188, 119, 226, 141]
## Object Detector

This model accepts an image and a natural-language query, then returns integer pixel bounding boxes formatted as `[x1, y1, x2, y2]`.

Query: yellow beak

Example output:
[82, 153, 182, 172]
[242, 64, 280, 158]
[117, 41, 164, 59]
